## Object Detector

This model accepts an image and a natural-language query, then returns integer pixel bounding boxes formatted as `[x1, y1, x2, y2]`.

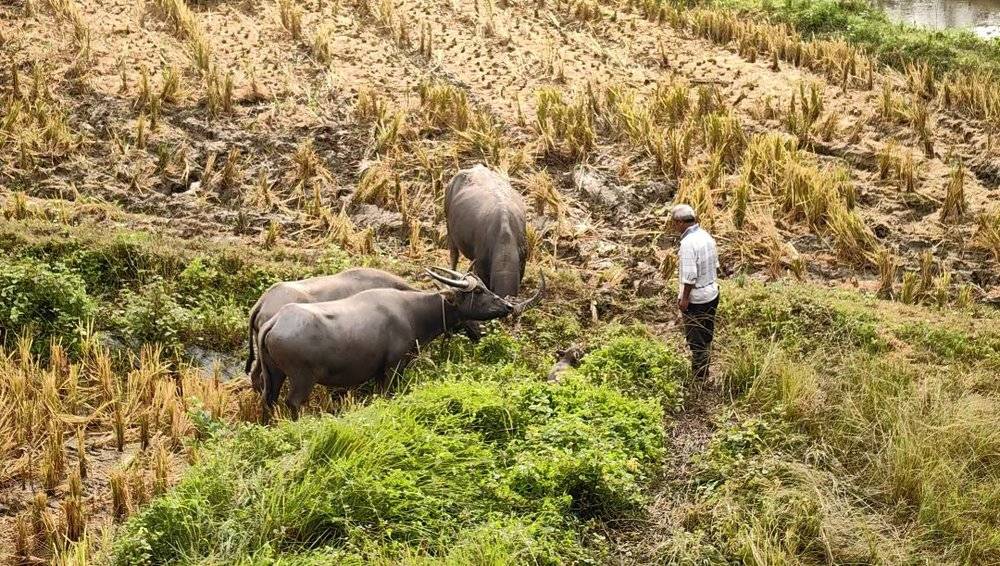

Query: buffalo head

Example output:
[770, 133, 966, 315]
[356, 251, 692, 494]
[426, 267, 515, 321]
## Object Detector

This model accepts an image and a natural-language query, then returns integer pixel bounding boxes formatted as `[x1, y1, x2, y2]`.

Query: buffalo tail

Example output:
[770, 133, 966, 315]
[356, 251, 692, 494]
[245, 301, 262, 374]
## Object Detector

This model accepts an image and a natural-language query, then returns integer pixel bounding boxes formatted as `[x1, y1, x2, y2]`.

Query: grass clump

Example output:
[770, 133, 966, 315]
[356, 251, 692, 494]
[110, 373, 665, 563]
[536, 88, 596, 161]
[723, 282, 886, 354]
[894, 322, 1000, 368]
[977, 208, 1000, 262]
[667, 412, 904, 564]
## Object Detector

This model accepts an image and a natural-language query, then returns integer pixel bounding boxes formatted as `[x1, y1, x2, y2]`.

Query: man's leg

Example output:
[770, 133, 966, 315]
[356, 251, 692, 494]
[695, 295, 719, 380]
[683, 303, 711, 380]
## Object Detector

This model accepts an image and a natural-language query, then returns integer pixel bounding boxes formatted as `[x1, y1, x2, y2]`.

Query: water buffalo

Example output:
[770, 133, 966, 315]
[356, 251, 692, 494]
[245, 268, 414, 391]
[245, 268, 487, 391]
[445, 164, 528, 299]
[257, 267, 543, 420]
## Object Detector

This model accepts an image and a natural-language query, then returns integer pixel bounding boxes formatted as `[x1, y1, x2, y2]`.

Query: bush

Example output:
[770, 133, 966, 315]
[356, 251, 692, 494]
[113, 278, 193, 352]
[111, 373, 664, 564]
[0, 257, 95, 351]
[113, 274, 256, 355]
[576, 328, 686, 411]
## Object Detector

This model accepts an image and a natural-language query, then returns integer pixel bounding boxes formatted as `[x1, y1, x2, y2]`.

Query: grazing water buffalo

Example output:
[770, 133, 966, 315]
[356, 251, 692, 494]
[257, 267, 544, 420]
[245, 268, 414, 391]
[445, 164, 528, 299]
[245, 268, 486, 391]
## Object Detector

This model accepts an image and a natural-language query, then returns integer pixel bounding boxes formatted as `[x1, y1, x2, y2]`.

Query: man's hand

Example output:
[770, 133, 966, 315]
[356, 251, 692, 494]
[677, 297, 690, 312]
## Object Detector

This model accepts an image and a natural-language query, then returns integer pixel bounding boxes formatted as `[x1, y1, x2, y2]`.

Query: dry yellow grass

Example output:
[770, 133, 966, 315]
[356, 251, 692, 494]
[940, 160, 967, 223]
[153, 0, 212, 71]
[0, 335, 254, 560]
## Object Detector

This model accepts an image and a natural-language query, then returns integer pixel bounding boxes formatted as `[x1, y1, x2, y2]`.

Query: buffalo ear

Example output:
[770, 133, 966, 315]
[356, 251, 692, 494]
[440, 289, 459, 305]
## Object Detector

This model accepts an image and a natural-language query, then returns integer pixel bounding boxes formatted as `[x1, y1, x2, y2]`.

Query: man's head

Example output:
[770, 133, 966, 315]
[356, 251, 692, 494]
[670, 204, 697, 234]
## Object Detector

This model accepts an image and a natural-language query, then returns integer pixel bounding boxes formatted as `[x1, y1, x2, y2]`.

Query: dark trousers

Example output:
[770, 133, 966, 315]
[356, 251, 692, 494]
[682, 293, 719, 380]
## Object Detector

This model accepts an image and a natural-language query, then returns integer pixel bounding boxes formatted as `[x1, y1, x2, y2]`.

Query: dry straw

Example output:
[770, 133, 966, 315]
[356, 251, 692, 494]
[940, 160, 966, 223]
[976, 208, 1000, 262]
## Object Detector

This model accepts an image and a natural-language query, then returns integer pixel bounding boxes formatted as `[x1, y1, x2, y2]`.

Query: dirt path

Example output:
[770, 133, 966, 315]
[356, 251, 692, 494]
[610, 383, 724, 564]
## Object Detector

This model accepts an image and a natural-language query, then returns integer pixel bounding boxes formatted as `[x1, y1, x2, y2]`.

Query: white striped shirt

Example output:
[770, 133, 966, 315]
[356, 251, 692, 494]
[678, 224, 720, 304]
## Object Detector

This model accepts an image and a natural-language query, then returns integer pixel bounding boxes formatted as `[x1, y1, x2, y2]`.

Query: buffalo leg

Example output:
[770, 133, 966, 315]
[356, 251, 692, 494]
[328, 387, 348, 411]
[248, 361, 263, 393]
[284, 377, 313, 421]
[378, 359, 411, 396]
[449, 240, 460, 270]
[473, 262, 491, 290]
[375, 370, 392, 396]
[261, 367, 287, 425]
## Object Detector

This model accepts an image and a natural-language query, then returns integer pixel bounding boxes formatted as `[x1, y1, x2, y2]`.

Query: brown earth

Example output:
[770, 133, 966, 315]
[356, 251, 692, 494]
[3, 0, 997, 293]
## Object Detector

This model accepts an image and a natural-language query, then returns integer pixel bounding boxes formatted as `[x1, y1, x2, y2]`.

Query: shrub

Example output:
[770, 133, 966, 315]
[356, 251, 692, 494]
[113, 277, 194, 352]
[0, 257, 95, 350]
[113, 272, 257, 355]
[576, 328, 686, 411]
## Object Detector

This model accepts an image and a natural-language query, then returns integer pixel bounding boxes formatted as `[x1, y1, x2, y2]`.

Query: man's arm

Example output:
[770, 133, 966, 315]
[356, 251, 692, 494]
[679, 283, 694, 312]
[678, 242, 697, 312]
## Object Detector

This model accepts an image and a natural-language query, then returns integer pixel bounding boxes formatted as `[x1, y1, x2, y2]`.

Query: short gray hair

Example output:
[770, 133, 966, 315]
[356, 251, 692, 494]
[671, 204, 696, 222]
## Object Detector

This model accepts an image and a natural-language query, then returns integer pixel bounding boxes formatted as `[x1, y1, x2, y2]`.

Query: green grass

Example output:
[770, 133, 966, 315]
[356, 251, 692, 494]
[894, 321, 1000, 368]
[721, 281, 887, 354]
[669, 284, 1000, 564]
[0, 219, 370, 356]
[0, 256, 96, 353]
[109, 333, 670, 565]
[707, 0, 1000, 74]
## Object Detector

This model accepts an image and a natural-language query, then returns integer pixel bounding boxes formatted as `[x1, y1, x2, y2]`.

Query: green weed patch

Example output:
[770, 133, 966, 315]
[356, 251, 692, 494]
[576, 326, 687, 411]
[722, 283, 886, 353]
[111, 375, 665, 564]
[0, 256, 95, 353]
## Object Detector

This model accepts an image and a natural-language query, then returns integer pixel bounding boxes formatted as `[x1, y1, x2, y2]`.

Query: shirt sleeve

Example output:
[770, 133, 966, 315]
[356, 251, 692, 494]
[678, 242, 698, 285]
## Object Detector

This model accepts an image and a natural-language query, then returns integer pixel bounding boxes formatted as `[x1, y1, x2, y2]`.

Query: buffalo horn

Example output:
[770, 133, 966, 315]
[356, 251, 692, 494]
[512, 271, 546, 314]
[438, 266, 469, 280]
[426, 267, 476, 290]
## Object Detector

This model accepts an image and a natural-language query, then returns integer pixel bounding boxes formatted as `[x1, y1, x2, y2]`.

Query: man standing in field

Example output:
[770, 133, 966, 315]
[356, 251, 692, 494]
[672, 204, 720, 382]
